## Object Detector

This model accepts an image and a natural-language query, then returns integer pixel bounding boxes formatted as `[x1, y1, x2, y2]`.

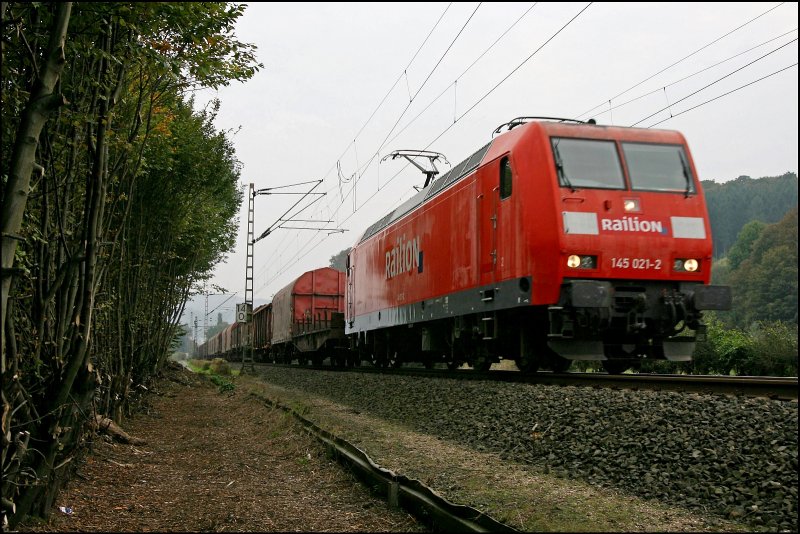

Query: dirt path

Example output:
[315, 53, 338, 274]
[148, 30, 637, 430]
[20, 364, 424, 532]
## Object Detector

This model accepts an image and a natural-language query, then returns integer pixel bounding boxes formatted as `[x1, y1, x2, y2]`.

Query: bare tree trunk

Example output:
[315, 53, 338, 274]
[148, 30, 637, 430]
[1, 2, 71, 362]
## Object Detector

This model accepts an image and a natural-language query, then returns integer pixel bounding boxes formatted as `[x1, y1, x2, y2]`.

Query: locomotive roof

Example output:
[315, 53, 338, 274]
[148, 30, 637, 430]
[359, 141, 492, 243]
[357, 120, 687, 244]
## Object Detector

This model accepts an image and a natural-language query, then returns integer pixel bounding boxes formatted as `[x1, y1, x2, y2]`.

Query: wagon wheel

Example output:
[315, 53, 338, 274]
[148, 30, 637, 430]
[369, 352, 381, 367]
[331, 351, 346, 367]
[602, 344, 633, 375]
[515, 353, 539, 373]
[542, 345, 571, 373]
[446, 345, 462, 370]
[472, 357, 492, 372]
[515, 330, 539, 374]
[601, 359, 630, 375]
[548, 356, 571, 373]
[471, 345, 492, 372]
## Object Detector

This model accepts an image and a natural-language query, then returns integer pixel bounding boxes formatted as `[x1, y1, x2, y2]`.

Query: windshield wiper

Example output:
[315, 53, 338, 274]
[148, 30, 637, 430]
[678, 151, 692, 198]
[552, 142, 576, 192]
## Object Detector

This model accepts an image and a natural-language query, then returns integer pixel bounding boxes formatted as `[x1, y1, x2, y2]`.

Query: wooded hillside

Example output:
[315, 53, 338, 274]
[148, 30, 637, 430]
[703, 172, 798, 257]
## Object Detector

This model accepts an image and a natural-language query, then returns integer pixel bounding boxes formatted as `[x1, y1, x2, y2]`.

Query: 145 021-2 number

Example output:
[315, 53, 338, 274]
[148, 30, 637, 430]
[611, 257, 662, 270]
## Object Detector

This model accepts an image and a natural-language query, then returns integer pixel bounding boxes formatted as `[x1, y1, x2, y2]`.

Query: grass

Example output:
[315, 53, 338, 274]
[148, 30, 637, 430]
[188, 359, 212, 373]
[289, 400, 311, 417]
[210, 374, 235, 393]
[188, 359, 236, 393]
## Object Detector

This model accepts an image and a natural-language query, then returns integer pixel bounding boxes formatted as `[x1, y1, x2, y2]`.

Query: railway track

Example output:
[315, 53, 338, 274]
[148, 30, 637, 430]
[252, 362, 798, 401]
[248, 361, 799, 532]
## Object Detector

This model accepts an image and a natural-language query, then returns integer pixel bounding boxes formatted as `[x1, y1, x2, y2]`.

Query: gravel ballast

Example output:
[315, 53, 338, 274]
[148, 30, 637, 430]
[256, 366, 798, 532]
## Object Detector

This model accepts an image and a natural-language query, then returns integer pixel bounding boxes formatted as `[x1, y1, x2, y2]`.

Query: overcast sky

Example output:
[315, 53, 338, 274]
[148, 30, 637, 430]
[187, 1, 798, 328]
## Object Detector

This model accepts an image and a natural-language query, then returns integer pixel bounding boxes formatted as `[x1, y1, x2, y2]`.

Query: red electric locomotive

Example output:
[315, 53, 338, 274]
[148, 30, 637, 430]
[345, 117, 731, 373]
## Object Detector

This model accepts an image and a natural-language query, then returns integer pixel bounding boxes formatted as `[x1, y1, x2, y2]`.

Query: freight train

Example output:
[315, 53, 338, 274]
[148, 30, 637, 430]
[198, 117, 731, 374]
[198, 267, 350, 365]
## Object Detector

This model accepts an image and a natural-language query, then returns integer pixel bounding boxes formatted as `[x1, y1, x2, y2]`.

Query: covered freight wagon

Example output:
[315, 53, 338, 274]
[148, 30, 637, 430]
[251, 303, 273, 362]
[271, 267, 347, 363]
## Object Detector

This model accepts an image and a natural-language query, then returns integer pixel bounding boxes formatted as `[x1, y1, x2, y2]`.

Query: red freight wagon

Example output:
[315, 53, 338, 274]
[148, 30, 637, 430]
[271, 267, 347, 364]
[220, 323, 235, 359]
[251, 303, 273, 362]
[346, 118, 730, 373]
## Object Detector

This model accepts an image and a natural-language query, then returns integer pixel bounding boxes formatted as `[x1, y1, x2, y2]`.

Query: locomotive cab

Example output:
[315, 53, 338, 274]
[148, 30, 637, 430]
[536, 122, 731, 368]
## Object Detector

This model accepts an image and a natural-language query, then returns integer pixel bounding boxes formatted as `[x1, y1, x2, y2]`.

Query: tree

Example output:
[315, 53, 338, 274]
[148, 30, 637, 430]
[206, 313, 230, 340]
[727, 220, 766, 270]
[1, 2, 71, 354]
[1, 3, 261, 526]
[724, 207, 798, 328]
[329, 247, 351, 271]
[703, 173, 798, 257]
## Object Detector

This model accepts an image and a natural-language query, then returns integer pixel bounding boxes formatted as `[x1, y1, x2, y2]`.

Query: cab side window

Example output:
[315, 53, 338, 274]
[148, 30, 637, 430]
[500, 156, 512, 199]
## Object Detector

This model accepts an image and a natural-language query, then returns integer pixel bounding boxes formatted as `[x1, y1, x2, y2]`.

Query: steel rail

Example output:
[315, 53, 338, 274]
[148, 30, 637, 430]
[258, 363, 798, 401]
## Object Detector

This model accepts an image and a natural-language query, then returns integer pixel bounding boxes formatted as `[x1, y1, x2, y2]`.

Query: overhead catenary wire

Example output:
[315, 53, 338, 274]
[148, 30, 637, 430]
[589, 28, 797, 119]
[339, 2, 483, 200]
[574, 2, 787, 120]
[385, 2, 539, 149]
[630, 37, 797, 127]
[257, 3, 593, 292]
[426, 2, 592, 148]
[334, 1, 588, 227]
[313, 3, 455, 209]
[646, 62, 798, 129]
[316, 2, 533, 222]
[256, 4, 486, 294]
[319, 1, 534, 233]
[207, 293, 237, 317]
[255, 3, 796, 297]
[253, 4, 456, 293]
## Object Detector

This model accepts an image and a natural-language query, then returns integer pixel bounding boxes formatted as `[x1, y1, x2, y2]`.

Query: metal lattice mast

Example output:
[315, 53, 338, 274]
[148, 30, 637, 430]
[240, 178, 335, 372]
[241, 183, 255, 373]
[204, 294, 209, 345]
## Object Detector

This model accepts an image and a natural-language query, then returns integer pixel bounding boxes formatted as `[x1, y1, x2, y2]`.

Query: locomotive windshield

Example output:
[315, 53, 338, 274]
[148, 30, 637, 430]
[551, 137, 696, 194]
[622, 142, 696, 194]
[551, 138, 625, 190]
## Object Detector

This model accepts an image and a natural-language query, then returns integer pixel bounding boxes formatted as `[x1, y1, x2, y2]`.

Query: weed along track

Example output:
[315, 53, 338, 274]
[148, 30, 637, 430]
[250, 365, 797, 532]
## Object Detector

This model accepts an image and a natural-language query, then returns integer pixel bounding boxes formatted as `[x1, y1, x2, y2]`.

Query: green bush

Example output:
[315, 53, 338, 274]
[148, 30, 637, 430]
[747, 321, 798, 376]
[638, 359, 687, 374]
[210, 374, 235, 393]
[692, 316, 797, 376]
[189, 359, 212, 371]
[209, 358, 231, 375]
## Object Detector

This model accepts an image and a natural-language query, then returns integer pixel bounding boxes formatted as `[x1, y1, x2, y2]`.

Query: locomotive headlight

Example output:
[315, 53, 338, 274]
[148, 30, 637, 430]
[567, 255, 581, 268]
[567, 254, 597, 269]
[674, 258, 699, 272]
